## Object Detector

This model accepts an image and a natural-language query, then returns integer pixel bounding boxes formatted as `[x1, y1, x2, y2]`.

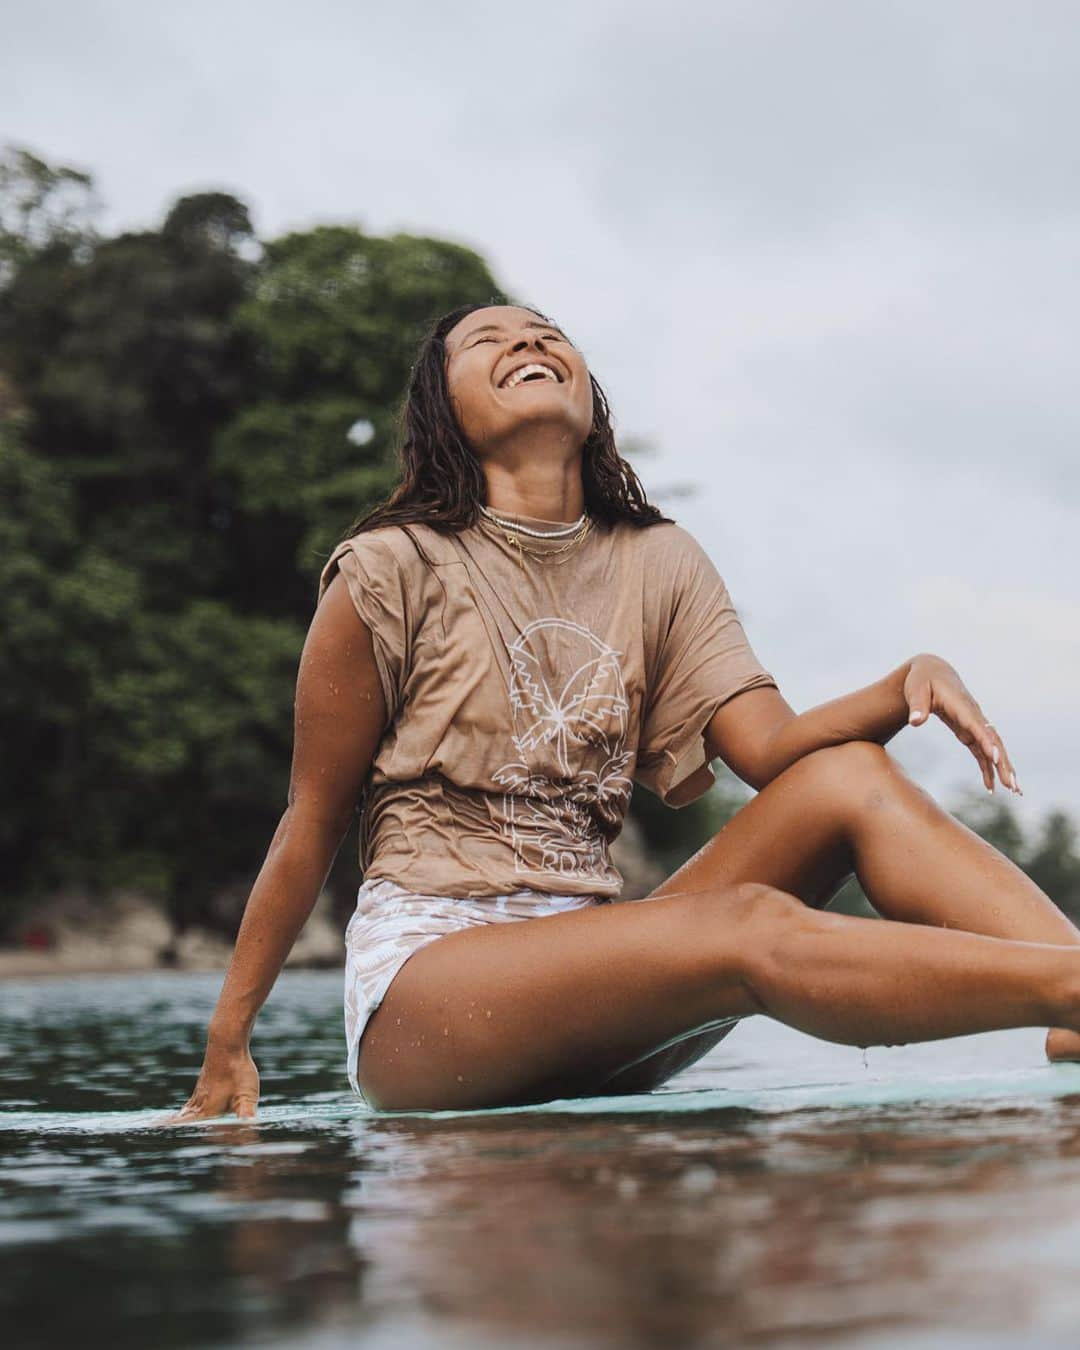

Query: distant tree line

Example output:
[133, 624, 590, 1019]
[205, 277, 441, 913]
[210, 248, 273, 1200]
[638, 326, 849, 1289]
[2, 145, 1078, 941]
[0, 145, 716, 938]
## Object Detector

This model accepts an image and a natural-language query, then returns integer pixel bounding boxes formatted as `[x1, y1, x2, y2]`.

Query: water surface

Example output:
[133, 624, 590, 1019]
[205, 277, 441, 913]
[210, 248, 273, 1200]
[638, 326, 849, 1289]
[4, 970, 1080, 1348]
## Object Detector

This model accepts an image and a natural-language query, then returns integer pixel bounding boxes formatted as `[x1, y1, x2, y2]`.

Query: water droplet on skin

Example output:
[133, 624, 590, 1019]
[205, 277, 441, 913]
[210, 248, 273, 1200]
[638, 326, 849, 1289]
[861, 1048, 869, 1070]
[442, 1027, 449, 1037]
[456, 1074, 464, 1083]
[485, 1010, 492, 1019]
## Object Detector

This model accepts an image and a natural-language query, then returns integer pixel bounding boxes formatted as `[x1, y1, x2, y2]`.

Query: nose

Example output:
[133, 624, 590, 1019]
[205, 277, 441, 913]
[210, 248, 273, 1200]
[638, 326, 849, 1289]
[509, 332, 548, 354]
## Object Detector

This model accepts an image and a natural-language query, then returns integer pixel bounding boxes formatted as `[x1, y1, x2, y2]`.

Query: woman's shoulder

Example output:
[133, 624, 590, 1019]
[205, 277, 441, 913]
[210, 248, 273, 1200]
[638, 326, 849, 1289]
[614, 516, 705, 567]
[316, 522, 465, 603]
[317, 525, 417, 600]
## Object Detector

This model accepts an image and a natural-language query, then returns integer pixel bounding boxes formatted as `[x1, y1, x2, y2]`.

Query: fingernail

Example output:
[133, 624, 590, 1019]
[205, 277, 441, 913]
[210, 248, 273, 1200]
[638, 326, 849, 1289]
[992, 746, 1000, 764]
[909, 710, 922, 723]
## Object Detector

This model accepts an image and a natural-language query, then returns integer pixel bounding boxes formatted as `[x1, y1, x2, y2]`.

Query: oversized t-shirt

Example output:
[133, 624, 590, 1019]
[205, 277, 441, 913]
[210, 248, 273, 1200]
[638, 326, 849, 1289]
[315, 511, 777, 900]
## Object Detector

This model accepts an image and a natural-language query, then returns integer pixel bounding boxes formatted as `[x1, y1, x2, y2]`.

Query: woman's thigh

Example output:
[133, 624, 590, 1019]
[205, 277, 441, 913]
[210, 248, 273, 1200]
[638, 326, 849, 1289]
[646, 742, 867, 909]
[590, 745, 864, 1092]
[358, 747, 863, 1110]
[356, 885, 767, 1110]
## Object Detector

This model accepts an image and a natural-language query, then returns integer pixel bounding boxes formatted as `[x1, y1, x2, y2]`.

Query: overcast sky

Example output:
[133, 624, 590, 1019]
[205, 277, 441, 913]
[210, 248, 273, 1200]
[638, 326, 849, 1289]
[5, 0, 1078, 826]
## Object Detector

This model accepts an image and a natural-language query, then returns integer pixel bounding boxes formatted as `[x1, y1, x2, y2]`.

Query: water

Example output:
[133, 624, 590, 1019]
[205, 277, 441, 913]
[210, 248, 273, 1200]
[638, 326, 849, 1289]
[5, 971, 1080, 1348]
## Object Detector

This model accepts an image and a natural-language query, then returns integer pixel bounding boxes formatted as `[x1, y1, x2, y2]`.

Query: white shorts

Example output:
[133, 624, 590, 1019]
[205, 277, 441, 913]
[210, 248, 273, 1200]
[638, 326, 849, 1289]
[343, 875, 611, 1104]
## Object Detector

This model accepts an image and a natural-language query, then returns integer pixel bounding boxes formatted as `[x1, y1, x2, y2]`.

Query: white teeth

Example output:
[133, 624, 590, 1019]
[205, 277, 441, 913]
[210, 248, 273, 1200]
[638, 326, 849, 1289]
[501, 363, 560, 390]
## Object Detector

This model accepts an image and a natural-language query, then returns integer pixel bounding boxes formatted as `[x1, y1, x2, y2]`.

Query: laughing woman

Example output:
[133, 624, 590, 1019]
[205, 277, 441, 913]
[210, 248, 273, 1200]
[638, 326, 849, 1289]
[169, 302, 1080, 1121]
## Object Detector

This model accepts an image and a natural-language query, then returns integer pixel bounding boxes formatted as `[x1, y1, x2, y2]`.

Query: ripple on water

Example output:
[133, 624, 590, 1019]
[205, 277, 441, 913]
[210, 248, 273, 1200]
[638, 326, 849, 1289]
[5, 971, 1080, 1348]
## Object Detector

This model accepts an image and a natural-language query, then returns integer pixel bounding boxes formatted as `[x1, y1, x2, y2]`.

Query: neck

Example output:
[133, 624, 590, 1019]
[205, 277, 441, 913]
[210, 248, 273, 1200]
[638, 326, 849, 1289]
[481, 450, 586, 524]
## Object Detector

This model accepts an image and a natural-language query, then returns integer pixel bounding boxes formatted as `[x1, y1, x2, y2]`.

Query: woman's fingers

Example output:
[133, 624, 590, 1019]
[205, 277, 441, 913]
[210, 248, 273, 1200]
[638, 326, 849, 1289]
[153, 1099, 255, 1127]
[964, 723, 995, 792]
[956, 707, 1022, 796]
[906, 680, 932, 725]
[904, 657, 1022, 796]
[966, 699, 1021, 794]
[155, 1086, 259, 1126]
[988, 728, 1022, 795]
[939, 701, 996, 793]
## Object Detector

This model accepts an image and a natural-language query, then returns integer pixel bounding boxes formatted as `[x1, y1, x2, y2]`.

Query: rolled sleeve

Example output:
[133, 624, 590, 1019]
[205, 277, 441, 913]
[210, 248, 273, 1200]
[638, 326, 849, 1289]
[317, 534, 410, 724]
[634, 534, 776, 807]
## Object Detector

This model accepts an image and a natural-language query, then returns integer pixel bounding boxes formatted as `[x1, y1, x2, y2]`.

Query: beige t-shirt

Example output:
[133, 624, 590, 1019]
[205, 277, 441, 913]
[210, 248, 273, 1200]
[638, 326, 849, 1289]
[316, 512, 776, 899]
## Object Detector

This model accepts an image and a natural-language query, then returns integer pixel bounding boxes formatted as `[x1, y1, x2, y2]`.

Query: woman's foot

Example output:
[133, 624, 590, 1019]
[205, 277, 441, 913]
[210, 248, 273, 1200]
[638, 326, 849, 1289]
[1045, 1028, 1080, 1062]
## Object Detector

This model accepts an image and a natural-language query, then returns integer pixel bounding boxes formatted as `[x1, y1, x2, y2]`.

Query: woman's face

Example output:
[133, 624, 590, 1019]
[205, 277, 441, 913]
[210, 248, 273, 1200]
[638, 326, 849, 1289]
[443, 305, 594, 457]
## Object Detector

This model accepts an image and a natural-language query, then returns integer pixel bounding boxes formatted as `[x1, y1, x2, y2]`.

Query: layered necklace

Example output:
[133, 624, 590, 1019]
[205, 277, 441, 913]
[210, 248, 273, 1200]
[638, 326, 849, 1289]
[478, 504, 593, 569]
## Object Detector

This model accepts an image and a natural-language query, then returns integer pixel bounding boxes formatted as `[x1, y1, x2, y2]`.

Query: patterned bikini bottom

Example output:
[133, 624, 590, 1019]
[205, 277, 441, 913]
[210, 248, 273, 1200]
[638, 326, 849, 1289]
[343, 875, 611, 1103]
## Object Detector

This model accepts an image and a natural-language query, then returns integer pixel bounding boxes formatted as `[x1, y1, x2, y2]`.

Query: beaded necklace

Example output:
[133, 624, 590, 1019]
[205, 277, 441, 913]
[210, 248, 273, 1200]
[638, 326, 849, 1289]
[479, 504, 587, 537]
[477, 506, 594, 570]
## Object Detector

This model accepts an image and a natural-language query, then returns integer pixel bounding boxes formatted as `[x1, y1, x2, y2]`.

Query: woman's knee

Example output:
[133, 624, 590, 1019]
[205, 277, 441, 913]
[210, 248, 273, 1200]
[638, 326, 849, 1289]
[700, 882, 810, 971]
[717, 882, 840, 1009]
[793, 740, 899, 819]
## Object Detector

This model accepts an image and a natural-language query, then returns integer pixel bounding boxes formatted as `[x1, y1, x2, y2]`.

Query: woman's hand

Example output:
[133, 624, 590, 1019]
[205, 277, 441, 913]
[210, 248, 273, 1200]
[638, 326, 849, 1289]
[156, 1035, 260, 1125]
[903, 653, 1021, 796]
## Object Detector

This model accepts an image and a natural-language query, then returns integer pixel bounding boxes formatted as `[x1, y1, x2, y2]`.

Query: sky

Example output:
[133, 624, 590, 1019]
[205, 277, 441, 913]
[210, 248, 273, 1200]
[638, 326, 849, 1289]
[4, 0, 1079, 828]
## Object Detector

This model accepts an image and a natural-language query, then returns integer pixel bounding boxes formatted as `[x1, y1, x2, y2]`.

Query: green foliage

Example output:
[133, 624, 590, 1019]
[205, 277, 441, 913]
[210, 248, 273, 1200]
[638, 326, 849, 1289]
[0, 148, 502, 936]
[0, 143, 99, 284]
[629, 761, 753, 877]
[223, 226, 502, 593]
[952, 790, 1080, 922]
[827, 788, 1080, 923]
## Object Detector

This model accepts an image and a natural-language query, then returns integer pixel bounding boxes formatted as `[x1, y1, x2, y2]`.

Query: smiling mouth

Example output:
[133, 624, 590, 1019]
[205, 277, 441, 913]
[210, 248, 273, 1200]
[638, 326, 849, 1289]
[498, 363, 563, 390]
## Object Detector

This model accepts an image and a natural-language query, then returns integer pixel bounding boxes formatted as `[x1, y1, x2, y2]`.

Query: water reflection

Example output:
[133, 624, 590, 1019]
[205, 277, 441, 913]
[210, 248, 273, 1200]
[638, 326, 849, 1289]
[4, 973, 1080, 1347]
[344, 1101, 1080, 1346]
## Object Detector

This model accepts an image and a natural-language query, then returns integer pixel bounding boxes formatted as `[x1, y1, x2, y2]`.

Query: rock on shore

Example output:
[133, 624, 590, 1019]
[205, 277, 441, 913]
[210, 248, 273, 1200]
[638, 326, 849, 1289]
[0, 819, 663, 979]
[0, 890, 342, 978]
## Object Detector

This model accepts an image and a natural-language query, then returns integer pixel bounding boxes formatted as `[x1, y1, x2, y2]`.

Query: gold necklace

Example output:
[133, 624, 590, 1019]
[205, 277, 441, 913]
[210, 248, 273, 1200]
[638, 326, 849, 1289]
[478, 513, 594, 570]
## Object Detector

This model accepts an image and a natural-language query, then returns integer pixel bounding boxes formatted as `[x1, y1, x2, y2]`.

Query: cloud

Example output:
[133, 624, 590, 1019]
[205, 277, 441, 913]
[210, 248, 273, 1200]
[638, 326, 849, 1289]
[3, 0, 1078, 816]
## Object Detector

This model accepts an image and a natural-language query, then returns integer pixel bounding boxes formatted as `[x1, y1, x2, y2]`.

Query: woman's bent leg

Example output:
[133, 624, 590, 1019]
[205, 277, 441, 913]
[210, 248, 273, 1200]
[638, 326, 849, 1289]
[357, 881, 1080, 1111]
[655, 741, 1080, 1058]
[664, 742, 1078, 947]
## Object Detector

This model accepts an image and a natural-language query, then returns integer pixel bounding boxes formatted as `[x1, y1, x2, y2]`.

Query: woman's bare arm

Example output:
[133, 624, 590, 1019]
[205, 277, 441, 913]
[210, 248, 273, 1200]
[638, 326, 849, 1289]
[705, 653, 1020, 796]
[160, 572, 387, 1122]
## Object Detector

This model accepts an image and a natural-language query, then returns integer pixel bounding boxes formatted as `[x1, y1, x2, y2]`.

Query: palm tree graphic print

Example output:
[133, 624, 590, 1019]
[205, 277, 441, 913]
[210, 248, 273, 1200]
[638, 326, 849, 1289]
[492, 617, 633, 881]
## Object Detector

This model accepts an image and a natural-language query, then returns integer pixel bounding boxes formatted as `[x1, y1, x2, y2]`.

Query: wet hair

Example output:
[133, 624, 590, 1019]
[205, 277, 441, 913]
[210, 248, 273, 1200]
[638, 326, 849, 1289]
[338, 301, 672, 541]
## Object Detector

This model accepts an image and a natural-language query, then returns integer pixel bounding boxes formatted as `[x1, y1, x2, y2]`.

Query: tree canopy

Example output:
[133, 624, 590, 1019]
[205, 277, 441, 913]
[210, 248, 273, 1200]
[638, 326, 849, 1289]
[0, 146, 507, 933]
[3, 144, 1078, 941]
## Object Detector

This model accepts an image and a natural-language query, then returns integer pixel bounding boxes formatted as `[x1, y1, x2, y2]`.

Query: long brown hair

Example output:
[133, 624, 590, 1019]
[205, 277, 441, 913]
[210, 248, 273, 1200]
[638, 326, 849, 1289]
[339, 301, 672, 541]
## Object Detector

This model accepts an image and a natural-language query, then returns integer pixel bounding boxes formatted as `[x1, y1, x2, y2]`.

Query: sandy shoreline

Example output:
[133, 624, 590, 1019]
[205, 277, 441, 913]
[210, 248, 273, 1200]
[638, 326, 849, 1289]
[0, 950, 345, 980]
[0, 890, 343, 981]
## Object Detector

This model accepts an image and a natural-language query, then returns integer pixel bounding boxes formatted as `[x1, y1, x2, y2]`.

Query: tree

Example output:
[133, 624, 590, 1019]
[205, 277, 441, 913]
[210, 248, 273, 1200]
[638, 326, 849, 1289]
[0, 143, 99, 285]
[0, 149, 504, 937]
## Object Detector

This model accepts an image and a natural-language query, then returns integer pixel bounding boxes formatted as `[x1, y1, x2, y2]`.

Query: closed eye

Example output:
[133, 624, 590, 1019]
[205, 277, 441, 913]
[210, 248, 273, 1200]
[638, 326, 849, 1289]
[469, 331, 566, 347]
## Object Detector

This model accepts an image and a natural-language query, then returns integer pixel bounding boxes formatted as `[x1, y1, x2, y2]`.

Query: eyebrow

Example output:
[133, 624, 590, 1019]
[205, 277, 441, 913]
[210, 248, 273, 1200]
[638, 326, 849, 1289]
[457, 319, 567, 343]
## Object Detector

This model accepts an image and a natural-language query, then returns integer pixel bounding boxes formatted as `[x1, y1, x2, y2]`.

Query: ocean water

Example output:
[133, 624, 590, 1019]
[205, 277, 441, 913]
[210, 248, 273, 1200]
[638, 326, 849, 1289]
[5, 969, 1080, 1348]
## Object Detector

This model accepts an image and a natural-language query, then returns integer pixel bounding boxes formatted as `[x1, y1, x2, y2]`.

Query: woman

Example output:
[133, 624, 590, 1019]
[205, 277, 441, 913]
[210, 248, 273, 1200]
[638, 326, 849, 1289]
[167, 302, 1080, 1121]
